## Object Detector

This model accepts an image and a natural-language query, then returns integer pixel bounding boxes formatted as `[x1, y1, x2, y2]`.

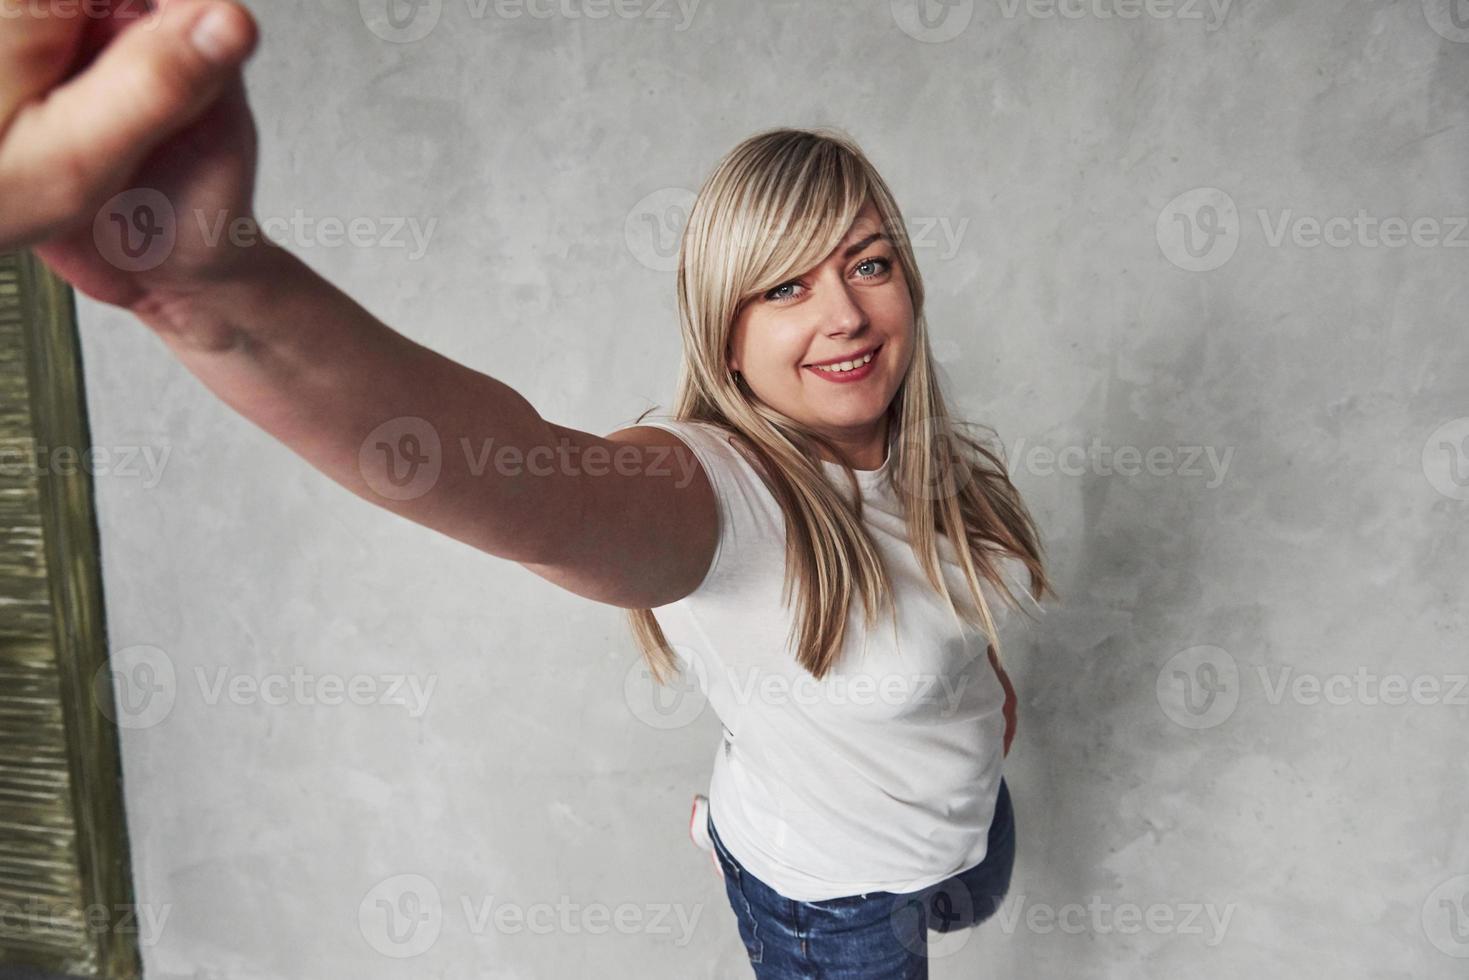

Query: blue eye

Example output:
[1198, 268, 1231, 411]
[762, 256, 893, 304]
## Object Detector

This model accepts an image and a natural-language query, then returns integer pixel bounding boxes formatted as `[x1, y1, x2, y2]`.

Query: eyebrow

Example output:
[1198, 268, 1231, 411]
[841, 231, 890, 259]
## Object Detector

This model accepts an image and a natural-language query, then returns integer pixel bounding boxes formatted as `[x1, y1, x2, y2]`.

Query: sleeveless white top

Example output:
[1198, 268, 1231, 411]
[640, 416, 1038, 901]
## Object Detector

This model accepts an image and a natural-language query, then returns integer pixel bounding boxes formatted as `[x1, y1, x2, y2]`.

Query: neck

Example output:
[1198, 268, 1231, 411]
[812, 416, 890, 471]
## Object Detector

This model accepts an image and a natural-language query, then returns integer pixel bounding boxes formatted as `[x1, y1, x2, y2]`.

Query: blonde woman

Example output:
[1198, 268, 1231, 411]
[5, 4, 1052, 976]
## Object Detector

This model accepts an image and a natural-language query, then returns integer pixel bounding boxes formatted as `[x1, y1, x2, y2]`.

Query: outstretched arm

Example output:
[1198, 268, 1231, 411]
[6, 0, 718, 609]
[126, 242, 719, 608]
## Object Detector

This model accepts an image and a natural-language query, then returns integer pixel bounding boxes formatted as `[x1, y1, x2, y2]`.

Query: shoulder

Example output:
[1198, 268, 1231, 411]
[613, 418, 763, 477]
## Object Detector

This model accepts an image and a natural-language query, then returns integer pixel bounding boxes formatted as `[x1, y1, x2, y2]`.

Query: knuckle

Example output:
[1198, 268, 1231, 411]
[123, 48, 200, 119]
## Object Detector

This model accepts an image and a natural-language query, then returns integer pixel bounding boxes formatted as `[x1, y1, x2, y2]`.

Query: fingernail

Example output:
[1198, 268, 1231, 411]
[191, 7, 244, 63]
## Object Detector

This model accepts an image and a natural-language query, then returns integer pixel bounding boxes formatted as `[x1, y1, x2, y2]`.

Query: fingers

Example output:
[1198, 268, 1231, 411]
[0, 0, 90, 124]
[71, 0, 160, 81]
[0, 0, 257, 247]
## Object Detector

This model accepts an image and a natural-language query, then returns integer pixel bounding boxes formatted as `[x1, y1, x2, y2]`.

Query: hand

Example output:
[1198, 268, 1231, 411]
[2, 0, 261, 309]
[988, 644, 1017, 758]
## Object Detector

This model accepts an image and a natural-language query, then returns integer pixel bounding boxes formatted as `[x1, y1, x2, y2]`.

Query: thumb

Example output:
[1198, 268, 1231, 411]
[1, 0, 257, 228]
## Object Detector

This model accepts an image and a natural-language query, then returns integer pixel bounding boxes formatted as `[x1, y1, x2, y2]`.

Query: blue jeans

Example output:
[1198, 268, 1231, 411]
[707, 777, 1016, 979]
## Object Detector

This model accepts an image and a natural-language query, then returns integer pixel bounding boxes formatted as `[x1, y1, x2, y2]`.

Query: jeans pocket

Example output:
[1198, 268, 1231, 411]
[706, 812, 741, 880]
[707, 813, 764, 963]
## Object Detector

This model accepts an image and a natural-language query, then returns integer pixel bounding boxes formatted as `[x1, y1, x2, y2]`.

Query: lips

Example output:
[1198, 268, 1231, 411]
[802, 343, 882, 384]
[803, 343, 882, 368]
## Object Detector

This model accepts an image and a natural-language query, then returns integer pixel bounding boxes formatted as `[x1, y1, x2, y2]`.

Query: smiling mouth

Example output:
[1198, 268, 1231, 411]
[804, 343, 882, 373]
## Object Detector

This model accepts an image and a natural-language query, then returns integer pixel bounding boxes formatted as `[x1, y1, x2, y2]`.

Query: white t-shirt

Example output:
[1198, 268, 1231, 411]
[640, 416, 1038, 901]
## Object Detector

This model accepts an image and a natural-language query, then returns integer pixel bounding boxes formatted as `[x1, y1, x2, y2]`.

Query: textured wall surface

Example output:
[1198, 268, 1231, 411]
[71, 1, 1467, 977]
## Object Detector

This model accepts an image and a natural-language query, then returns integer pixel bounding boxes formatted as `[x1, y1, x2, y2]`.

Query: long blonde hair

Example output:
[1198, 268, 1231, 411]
[627, 125, 1053, 686]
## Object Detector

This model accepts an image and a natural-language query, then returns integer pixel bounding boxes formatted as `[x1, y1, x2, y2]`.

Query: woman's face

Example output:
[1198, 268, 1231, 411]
[727, 198, 914, 454]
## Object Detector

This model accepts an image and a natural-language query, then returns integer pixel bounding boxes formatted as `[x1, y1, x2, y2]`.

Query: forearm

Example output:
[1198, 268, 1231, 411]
[128, 242, 574, 562]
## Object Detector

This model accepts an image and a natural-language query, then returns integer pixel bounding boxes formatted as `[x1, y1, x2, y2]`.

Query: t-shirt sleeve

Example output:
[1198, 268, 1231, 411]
[635, 417, 774, 604]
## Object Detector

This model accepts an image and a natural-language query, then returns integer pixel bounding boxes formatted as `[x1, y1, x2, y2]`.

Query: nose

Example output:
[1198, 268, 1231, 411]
[816, 274, 869, 337]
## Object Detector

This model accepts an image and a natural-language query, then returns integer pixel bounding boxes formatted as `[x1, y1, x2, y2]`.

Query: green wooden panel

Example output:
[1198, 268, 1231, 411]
[0, 251, 140, 979]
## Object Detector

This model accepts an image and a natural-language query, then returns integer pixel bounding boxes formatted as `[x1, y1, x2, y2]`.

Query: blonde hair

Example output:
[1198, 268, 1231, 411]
[626, 125, 1054, 686]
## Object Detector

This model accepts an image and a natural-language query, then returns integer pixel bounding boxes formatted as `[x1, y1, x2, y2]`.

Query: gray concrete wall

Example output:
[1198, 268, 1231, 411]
[72, 1, 1468, 977]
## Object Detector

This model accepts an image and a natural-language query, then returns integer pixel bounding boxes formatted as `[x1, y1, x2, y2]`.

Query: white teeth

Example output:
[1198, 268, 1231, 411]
[813, 350, 875, 373]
